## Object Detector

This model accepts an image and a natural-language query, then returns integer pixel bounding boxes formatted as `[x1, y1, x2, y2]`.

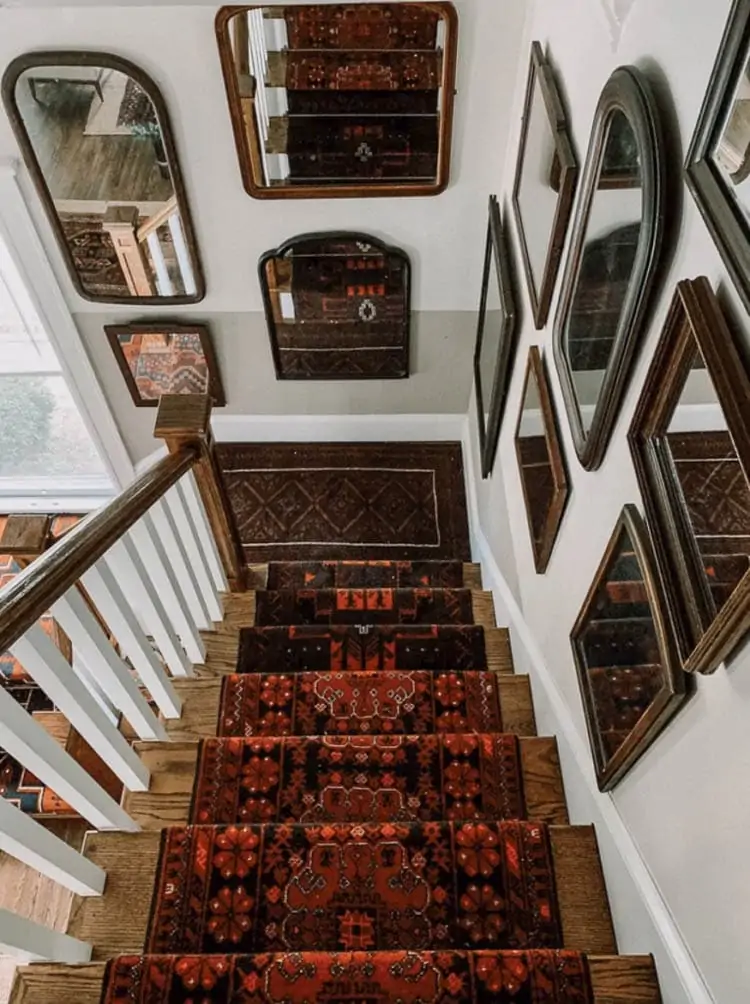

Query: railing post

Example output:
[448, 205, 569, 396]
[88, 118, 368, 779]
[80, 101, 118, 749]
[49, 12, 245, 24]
[154, 395, 246, 592]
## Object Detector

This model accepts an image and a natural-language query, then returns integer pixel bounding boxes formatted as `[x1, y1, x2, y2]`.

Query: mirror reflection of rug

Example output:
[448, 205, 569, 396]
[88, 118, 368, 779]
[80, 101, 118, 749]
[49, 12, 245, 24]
[58, 212, 129, 297]
[102, 949, 594, 1003]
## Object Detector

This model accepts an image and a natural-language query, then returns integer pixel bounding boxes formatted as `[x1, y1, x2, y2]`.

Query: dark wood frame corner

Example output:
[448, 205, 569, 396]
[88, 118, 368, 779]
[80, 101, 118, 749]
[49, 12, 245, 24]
[214, 2, 459, 200]
[1, 51, 205, 306]
[553, 65, 666, 471]
[104, 322, 226, 407]
[512, 41, 578, 330]
[514, 346, 570, 573]
[686, 0, 750, 312]
[474, 195, 519, 480]
[258, 230, 411, 381]
[571, 504, 688, 791]
[628, 276, 750, 674]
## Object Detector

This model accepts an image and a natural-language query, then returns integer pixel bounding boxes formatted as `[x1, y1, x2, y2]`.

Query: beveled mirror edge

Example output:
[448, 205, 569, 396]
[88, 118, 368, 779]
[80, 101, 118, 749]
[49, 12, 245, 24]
[571, 503, 688, 791]
[214, 2, 459, 201]
[1, 50, 206, 305]
[257, 230, 412, 382]
[629, 276, 750, 675]
[552, 65, 666, 471]
[474, 195, 518, 479]
[513, 345, 570, 574]
[104, 321, 226, 408]
[511, 41, 578, 331]
[685, 0, 750, 314]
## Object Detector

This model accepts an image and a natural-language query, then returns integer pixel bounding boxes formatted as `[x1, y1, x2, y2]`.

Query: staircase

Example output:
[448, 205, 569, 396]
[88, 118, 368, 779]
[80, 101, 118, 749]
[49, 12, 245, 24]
[11, 559, 662, 1002]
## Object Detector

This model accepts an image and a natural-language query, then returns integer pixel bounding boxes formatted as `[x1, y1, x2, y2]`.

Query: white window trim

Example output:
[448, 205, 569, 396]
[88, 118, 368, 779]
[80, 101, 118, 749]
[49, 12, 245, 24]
[0, 160, 136, 494]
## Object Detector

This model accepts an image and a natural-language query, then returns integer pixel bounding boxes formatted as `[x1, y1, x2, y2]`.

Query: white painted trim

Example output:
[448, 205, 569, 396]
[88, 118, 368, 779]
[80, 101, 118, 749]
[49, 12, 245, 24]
[211, 412, 467, 444]
[0, 909, 91, 963]
[459, 421, 715, 1004]
[0, 162, 135, 489]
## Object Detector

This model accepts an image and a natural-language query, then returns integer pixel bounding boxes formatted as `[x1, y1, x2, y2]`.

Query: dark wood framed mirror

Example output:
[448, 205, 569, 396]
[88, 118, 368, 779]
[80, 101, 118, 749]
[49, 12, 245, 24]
[512, 42, 577, 330]
[553, 66, 666, 471]
[686, 0, 750, 312]
[215, 2, 458, 200]
[474, 195, 518, 480]
[104, 323, 225, 406]
[629, 277, 750, 674]
[259, 232, 410, 380]
[1, 52, 204, 304]
[514, 346, 569, 573]
[571, 504, 688, 791]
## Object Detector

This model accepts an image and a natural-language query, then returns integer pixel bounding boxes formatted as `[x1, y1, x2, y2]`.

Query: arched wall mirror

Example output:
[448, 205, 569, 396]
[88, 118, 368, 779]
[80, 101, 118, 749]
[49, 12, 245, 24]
[215, 2, 458, 199]
[553, 67, 666, 471]
[1, 52, 204, 304]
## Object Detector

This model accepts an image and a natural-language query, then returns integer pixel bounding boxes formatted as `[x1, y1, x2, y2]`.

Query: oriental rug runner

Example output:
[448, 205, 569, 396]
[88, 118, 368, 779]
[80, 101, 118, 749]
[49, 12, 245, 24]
[265, 560, 466, 590]
[216, 443, 470, 563]
[102, 949, 594, 1003]
[237, 624, 487, 675]
[145, 821, 560, 954]
[254, 588, 475, 626]
[191, 734, 525, 825]
[218, 670, 504, 737]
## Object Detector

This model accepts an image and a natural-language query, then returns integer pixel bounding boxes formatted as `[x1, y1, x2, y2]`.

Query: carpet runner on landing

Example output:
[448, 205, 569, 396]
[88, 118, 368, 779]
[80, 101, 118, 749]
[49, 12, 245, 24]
[218, 670, 505, 737]
[265, 560, 467, 589]
[254, 588, 476, 626]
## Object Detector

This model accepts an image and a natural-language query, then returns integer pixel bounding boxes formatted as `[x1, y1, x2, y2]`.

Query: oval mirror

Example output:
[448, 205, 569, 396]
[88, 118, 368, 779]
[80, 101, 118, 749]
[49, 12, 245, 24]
[2, 53, 204, 304]
[553, 67, 665, 470]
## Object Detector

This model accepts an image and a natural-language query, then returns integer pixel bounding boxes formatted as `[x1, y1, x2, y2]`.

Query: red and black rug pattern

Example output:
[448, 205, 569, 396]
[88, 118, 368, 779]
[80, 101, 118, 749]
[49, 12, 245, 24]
[102, 949, 593, 1003]
[266, 560, 466, 590]
[254, 589, 475, 627]
[146, 821, 561, 955]
[237, 625, 487, 675]
[218, 671, 504, 738]
[191, 735, 525, 826]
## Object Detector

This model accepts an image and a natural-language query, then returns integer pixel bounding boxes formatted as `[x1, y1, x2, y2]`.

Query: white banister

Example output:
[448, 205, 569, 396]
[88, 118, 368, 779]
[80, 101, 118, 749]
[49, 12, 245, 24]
[0, 909, 92, 963]
[0, 797, 105, 897]
[10, 625, 150, 793]
[149, 499, 212, 630]
[180, 470, 229, 593]
[129, 515, 205, 664]
[51, 587, 167, 742]
[145, 231, 174, 296]
[105, 535, 193, 678]
[167, 483, 222, 622]
[167, 212, 197, 297]
[81, 559, 182, 719]
[0, 685, 138, 831]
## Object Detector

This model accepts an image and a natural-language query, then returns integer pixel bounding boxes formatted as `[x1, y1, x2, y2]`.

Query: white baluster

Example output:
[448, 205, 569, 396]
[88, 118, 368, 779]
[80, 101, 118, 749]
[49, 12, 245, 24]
[145, 231, 174, 296]
[10, 625, 150, 793]
[180, 470, 228, 593]
[72, 649, 119, 723]
[51, 587, 167, 742]
[81, 559, 182, 719]
[105, 535, 193, 678]
[0, 797, 105, 897]
[167, 483, 222, 622]
[0, 685, 138, 831]
[129, 514, 205, 664]
[167, 212, 197, 297]
[149, 499, 211, 630]
[0, 910, 91, 963]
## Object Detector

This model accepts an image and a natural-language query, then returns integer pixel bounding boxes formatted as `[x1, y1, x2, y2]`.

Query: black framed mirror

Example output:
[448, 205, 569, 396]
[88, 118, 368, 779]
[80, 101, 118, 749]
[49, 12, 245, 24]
[1, 52, 204, 304]
[512, 42, 578, 330]
[553, 66, 666, 471]
[686, 0, 750, 312]
[474, 195, 518, 479]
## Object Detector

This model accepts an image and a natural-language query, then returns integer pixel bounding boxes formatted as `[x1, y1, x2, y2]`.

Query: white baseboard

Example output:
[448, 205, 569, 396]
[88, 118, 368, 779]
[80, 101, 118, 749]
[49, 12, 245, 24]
[459, 422, 713, 1004]
[210, 413, 467, 444]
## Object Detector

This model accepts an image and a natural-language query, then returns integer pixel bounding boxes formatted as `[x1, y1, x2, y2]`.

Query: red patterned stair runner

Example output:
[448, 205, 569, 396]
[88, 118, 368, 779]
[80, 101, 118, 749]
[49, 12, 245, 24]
[266, 560, 466, 589]
[254, 588, 475, 626]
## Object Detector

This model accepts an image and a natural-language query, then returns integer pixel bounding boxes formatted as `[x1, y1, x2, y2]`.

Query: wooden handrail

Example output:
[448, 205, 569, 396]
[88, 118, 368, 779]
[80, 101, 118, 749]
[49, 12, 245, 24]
[0, 447, 198, 654]
[136, 195, 178, 244]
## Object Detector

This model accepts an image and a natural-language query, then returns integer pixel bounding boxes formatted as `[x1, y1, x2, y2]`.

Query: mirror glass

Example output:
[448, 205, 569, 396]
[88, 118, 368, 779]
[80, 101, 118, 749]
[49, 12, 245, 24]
[665, 340, 750, 618]
[260, 234, 410, 379]
[477, 239, 504, 437]
[5, 58, 202, 302]
[517, 75, 559, 296]
[564, 110, 643, 434]
[711, 52, 750, 221]
[217, 3, 457, 197]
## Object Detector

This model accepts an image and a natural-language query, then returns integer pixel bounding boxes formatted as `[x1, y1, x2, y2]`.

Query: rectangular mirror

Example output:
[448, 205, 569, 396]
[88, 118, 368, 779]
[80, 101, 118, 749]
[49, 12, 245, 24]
[215, 3, 458, 199]
[630, 277, 750, 673]
[2, 53, 204, 304]
[571, 504, 688, 790]
[514, 346, 569, 573]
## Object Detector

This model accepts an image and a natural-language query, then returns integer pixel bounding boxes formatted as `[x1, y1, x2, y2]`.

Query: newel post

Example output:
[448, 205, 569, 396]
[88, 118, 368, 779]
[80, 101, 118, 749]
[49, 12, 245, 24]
[154, 395, 246, 592]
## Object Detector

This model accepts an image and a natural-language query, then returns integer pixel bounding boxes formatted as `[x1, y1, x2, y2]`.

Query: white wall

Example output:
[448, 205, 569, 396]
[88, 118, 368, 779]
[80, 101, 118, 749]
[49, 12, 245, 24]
[465, 0, 749, 1002]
